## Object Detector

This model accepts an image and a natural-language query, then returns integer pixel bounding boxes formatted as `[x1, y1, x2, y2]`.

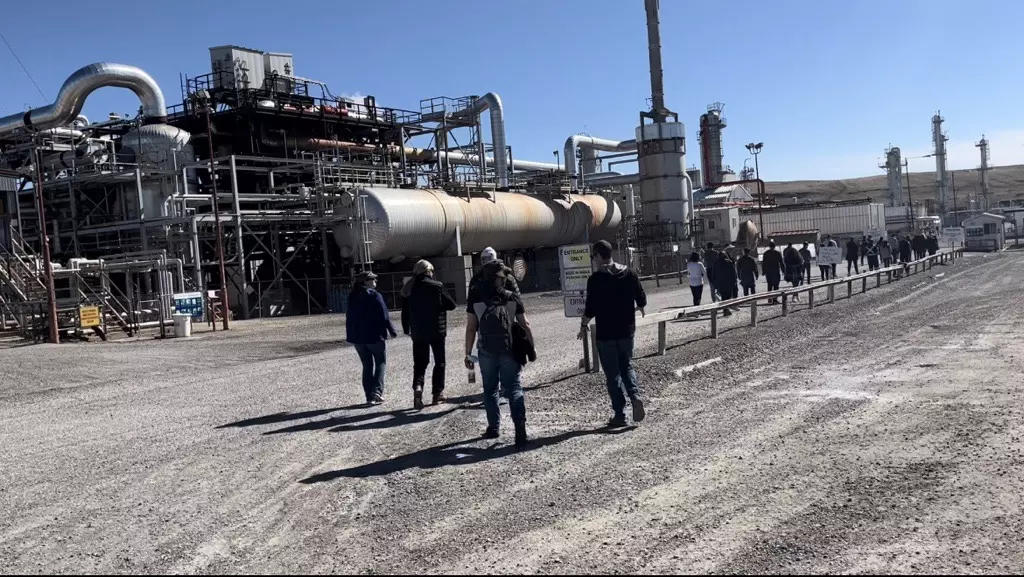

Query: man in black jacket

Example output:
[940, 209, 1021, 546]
[401, 259, 457, 409]
[703, 243, 721, 302]
[762, 241, 785, 304]
[712, 252, 740, 315]
[737, 248, 760, 296]
[578, 241, 647, 428]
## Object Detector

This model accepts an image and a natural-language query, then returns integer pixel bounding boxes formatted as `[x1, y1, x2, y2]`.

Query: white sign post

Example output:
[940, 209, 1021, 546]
[940, 226, 965, 248]
[817, 246, 843, 266]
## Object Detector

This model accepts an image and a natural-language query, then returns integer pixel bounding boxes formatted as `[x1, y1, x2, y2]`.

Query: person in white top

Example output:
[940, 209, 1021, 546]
[686, 252, 709, 305]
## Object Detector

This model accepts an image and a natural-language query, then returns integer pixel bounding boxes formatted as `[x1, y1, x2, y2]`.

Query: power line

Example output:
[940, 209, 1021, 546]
[0, 29, 46, 100]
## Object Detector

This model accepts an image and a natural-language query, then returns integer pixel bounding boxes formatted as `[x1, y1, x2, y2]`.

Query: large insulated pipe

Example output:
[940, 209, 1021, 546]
[455, 93, 508, 188]
[297, 138, 560, 172]
[564, 135, 637, 190]
[0, 63, 167, 136]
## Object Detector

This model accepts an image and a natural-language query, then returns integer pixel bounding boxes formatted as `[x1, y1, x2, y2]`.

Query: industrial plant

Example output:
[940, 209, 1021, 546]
[0, 0, 1007, 343]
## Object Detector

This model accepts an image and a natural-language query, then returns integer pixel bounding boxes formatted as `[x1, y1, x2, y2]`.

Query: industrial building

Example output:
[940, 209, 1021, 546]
[0, 0, 699, 341]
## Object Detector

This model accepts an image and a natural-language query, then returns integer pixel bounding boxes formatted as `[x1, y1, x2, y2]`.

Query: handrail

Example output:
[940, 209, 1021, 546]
[631, 248, 965, 357]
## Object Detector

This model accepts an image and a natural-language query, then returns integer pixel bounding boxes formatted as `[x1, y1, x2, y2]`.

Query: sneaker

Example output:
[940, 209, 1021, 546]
[514, 422, 528, 448]
[432, 394, 447, 406]
[482, 427, 500, 439]
[371, 395, 385, 405]
[608, 415, 628, 428]
[630, 396, 646, 423]
[413, 390, 424, 410]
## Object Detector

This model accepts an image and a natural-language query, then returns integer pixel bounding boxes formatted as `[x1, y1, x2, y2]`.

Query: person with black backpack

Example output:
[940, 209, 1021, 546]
[578, 240, 647, 428]
[464, 261, 533, 447]
[401, 259, 457, 410]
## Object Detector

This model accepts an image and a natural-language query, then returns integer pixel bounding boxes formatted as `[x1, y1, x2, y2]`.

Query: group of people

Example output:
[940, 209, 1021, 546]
[344, 241, 650, 448]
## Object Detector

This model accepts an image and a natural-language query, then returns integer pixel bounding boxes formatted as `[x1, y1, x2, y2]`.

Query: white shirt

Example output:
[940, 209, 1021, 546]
[687, 261, 707, 287]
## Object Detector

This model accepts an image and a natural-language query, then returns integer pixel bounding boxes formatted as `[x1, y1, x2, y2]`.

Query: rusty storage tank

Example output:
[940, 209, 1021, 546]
[334, 188, 622, 261]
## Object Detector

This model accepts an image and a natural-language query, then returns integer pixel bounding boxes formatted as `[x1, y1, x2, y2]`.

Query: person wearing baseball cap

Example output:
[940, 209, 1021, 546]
[346, 270, 397, 405]
[578, 240, 648, 428]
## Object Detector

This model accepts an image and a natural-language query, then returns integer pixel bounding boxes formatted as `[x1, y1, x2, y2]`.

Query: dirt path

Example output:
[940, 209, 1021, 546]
[1, 252, 1021, 574]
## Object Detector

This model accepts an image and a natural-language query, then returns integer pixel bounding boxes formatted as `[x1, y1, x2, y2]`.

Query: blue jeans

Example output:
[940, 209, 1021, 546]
[596, 337, 639, 419]
[478, 349, 526, 429]
[353, 342, 386, 401]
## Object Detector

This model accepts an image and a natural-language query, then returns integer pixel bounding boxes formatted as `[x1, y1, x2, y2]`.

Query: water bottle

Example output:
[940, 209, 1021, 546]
[467, 354, 478, 384]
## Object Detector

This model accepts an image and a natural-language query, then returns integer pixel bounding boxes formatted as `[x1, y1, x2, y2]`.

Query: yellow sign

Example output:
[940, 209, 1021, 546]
[79, 306, 101, 328]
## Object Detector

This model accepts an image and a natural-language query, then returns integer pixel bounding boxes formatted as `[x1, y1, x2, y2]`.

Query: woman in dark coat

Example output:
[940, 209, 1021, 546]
[711, 253, 739, 316]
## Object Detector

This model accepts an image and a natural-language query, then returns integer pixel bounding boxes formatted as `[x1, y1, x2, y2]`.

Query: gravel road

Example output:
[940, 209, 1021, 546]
[1, 251, 1021, 574]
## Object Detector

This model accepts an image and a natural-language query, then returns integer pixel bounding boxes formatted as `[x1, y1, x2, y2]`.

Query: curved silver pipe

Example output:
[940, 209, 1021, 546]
[0, 62, 166, 136]
[457, 93, 508, 188]
[585, 172, 640, 187]
[564, 135, 637, 190]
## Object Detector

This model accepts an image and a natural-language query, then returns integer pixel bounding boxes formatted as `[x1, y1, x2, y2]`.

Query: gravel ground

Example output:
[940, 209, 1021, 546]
[1, 251, 1022, 574]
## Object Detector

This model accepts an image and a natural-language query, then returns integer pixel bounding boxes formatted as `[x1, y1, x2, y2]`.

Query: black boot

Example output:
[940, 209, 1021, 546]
[514, 422, 528, 448]
[413, 388, 424, 410]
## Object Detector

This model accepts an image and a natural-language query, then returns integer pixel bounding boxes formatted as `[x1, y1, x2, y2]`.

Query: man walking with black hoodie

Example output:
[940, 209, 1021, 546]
[579, 241, 647, 428]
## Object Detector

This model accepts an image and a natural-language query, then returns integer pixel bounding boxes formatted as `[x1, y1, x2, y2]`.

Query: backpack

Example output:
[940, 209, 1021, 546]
[477, 298, 518, 354]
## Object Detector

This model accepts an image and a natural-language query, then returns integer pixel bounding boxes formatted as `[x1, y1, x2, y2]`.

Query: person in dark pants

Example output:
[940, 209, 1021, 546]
[465, 262, 533, 447]
[737, 248, 759, 296]
[579, 240, 647, 428]
[799, 242, 813, 284]
[703, 243, 720, 302]
[899, 234, 913, 263]
[818, 241, 832, 280]
[846, 238, 860, 275]
[712, 251, 740, 315]
[860, 236, 870, 266]
[783, 242, 804, 301]
[825, 235, 839, 278]
[401, 259, 457, 409]
[927, 234, 939, 256]
[686, 252, 708, 305]
[913, 233, 927, 260]
[346, 271, 398, 405]
[866, 239, 880, 271]
[879, 238, 893, 267]
[762, 241, 785, 303]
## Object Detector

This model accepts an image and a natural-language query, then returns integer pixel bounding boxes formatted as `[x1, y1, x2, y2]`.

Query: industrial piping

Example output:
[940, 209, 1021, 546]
[563, 135, 637, 190]
[0, 63, 167, 136]
[454, 93, 509, 188]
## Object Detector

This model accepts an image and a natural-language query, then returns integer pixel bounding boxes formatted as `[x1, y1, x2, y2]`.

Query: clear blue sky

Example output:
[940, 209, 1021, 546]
[2, 0, 1022, 180]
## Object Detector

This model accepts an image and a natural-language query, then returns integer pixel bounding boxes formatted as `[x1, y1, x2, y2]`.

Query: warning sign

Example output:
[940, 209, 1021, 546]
[79, 306, 101, 328]
[559, 244, 592, 318]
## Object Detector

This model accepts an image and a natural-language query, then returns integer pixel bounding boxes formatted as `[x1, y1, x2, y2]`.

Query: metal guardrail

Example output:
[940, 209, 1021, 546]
[626, 248, 966, 359]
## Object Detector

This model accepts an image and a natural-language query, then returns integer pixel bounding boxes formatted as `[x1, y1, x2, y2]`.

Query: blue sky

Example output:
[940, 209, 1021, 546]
[2, 0, 1021, 181]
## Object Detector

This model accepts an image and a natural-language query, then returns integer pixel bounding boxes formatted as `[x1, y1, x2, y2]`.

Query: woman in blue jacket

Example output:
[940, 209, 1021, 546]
[346, 271, 398, 404]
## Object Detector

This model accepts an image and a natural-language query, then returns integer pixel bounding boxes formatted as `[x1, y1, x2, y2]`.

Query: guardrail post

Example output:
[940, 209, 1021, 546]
[828, 285, 835, 303]
[847, 280, 853, 298]
[862, 277, 867, 293]
[781, 294, 788, 317]
[657, 321, 667, 356]
[876, 272, 881, 287]
[808, 288, 815, 309]
[887, 270, 892, 283]
[711, 309, 719, 338]
[750, 300, 758, 326]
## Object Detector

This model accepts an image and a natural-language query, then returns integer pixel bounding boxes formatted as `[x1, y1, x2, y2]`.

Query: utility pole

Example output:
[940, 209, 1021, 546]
[951, 170, 958, 226]
[33, 149, 60, 344]
[746, 142, 765, 242]
[903, 158, 914, 233]
[201, 92, 231, 330]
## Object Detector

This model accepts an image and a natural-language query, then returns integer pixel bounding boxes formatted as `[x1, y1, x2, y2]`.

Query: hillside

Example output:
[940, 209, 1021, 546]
[765, 164, 1024, 207]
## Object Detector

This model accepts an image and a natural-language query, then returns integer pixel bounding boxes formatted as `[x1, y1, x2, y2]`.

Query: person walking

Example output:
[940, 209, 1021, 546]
[465, 261, 532, 446]
[782, 242, 804, 301]
[825, 235, 839, 279]
[899, 234, 913, 263]
[470, 246, 520, 297]
[799, 242, 813, 285]
[686, 252, 708, 305]
[401, 259, 457, 409]
[711, 251, 739, 315]
[913, 233, 927, 260]
[703, 243, 720, 302]
[737, 248, 759, 296]
[860, 236, 870, 267]
[866, 239, 880, 271]
[578, 240, 647, 428]
[762, 241, 785, 304]
[846, 238, 860, 275]
[927, 233, 939, 256]
[818, 240, 832, 280]
[346, 271, 398, 405]
[879, 237, 893, 267]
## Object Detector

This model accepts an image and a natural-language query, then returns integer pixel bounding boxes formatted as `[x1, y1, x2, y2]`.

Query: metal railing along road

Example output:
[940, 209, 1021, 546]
[579, 248, 965, 370]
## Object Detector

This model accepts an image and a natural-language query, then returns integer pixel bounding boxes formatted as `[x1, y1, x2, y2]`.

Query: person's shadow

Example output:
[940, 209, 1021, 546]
[299, 425, 635, 484]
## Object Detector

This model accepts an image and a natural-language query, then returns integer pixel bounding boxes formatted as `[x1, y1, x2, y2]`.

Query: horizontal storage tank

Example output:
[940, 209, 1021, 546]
[334, 188, 622, 261]
[742, 203, 886, 238]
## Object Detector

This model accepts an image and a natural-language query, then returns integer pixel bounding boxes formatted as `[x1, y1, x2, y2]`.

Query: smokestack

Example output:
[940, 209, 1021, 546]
[644, 0, 668, 122]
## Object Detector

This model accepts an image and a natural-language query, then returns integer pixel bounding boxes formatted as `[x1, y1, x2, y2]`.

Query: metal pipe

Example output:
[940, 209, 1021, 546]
[0, 63, 167, 135]
[564, 135, 637, 190]
[586, 173, 641, 187]
[32, 150, 60, 344]
[644, 0, 668, 122]
[455, 93, 508, 188]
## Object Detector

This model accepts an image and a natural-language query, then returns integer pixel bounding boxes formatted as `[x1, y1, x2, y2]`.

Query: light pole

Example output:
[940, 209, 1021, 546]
[745, 142, 765, 242]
